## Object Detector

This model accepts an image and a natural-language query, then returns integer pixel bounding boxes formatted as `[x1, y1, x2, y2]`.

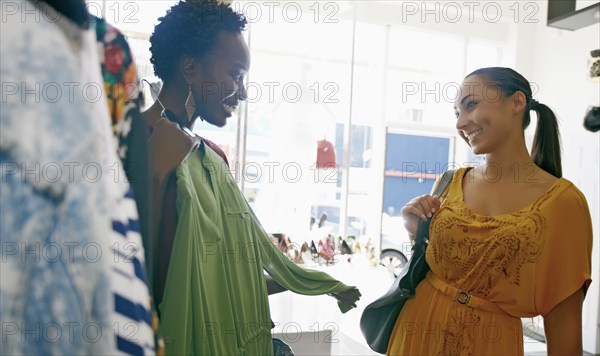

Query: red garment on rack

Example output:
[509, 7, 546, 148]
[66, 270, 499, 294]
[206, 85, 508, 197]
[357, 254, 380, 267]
[316, 139, 336, 169]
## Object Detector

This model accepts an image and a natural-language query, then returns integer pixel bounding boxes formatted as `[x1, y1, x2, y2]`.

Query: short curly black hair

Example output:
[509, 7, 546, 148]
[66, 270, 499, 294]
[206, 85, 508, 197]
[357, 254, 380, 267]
[149, 0, 247, 82]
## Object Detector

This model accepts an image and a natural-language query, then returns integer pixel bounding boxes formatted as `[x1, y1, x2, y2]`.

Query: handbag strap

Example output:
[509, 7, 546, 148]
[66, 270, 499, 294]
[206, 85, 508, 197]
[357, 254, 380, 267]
[432, 170, 455, 199]
[415, 170, 456, 246]
[408, 170, 456, 288]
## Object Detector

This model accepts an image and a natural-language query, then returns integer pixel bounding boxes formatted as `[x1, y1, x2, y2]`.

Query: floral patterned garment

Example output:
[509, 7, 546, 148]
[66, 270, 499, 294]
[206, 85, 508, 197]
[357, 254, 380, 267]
[96, 17, 138, 160]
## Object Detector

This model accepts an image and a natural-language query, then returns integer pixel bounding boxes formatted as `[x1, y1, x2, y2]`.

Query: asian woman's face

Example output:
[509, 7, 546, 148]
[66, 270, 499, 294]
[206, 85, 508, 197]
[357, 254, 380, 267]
[190, 32, 250, 128]
[454, 75, 522, 155]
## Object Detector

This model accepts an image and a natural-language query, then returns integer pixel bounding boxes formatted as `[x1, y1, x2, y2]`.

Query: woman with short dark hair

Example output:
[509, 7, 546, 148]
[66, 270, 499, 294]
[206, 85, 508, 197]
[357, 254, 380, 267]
[143, 1, 361, 354]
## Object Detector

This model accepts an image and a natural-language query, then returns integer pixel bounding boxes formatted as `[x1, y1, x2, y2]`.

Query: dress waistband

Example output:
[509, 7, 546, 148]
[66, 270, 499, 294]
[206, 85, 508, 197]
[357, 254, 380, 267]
[425, 272, 508, 315]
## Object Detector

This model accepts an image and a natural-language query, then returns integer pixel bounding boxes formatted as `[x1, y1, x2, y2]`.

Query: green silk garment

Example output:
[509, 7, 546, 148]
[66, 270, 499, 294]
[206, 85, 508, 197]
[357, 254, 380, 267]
[159, 142, 355, 355]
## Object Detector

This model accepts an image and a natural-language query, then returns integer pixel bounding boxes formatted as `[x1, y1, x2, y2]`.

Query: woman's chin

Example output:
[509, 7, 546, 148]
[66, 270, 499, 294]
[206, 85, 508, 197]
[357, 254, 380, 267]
[216, 115, 228, 127]
[203, 114, 228, 128]
[471, 145, 488, 156]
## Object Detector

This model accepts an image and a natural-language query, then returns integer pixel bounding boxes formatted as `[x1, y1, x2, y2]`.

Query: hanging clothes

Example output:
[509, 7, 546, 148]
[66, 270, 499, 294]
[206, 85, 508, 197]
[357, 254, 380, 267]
[0, 1, 116, 354]
[95, 16, 155, 355]
[316, 139, 337, 169]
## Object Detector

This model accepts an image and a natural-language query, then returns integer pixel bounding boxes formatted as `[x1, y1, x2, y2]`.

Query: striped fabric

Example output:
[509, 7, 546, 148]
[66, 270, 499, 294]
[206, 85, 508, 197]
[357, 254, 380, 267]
[95, 16, 155, 355]
[109, 186, 155, 355]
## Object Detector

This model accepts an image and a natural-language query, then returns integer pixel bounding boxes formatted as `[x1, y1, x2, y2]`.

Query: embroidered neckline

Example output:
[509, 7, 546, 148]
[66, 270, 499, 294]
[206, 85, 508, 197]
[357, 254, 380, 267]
[451, 168, 567, 219]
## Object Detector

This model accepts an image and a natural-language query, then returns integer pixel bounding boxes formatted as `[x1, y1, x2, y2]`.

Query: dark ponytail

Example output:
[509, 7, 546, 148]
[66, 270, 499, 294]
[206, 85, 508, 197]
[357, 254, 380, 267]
[531, 103, 562, 178]
[466, 67, 563, 178]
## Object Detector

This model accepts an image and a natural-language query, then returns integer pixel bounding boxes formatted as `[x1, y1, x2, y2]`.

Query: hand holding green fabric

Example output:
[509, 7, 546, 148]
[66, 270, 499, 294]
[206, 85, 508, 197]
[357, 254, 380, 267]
[159, 145, 363, 355]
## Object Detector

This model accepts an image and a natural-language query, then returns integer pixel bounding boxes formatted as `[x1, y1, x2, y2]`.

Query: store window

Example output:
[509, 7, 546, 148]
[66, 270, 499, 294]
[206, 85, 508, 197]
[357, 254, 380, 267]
[96, 0, 502, 248]
[244, 9, 354, 240]
[466, 41, 501, 75]
[385, 28, 466, 128]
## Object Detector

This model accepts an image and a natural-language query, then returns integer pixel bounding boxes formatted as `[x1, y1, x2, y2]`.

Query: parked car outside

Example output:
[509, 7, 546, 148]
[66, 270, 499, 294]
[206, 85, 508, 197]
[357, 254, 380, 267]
[380, 213, 413, 278]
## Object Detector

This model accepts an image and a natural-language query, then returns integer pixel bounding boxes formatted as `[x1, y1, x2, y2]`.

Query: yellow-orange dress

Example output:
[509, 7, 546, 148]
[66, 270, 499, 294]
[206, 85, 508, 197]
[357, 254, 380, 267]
[388, 168, 593, 355]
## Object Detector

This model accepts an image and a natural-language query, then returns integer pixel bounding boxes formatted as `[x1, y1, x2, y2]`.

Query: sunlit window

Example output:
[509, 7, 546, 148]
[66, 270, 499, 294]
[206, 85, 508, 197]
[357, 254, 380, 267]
[111, 0, 502, 246]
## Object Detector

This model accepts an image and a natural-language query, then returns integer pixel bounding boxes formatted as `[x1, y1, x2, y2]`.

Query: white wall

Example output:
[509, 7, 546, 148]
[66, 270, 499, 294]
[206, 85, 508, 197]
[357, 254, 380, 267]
[513, 4, 600, 353]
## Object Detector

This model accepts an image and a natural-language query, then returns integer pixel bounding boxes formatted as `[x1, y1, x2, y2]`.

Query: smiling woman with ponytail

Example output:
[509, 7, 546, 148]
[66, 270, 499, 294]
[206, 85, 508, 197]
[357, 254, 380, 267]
[468, 67, 563, 178]
[388, 67, 593, 355]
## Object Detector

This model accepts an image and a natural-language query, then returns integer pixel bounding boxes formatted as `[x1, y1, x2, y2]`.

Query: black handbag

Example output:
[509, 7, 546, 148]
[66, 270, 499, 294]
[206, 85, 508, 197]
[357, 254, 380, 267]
[360, 170, 455, 354]
[272, 338, 294, 356]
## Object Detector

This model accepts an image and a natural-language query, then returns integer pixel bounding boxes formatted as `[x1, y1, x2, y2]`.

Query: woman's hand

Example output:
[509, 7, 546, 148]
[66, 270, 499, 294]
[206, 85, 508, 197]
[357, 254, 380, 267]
[329, 287, 361, 308]
[401, 194, 441, 239]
